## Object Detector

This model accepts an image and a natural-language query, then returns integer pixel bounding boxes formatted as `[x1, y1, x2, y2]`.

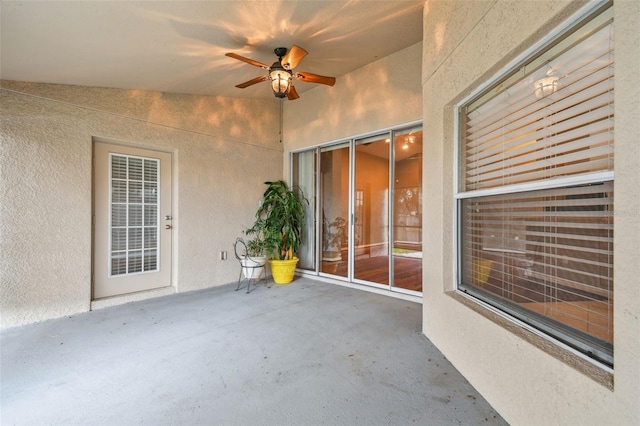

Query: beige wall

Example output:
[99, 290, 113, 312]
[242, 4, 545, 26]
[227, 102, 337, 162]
[282, 41, 423, 164]
[422, 1, 640, 425]
[0, 81, 282, 328]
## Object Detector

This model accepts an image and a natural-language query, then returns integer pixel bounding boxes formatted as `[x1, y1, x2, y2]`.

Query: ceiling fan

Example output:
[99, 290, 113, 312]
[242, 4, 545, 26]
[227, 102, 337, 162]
[225, 45, 336, 100]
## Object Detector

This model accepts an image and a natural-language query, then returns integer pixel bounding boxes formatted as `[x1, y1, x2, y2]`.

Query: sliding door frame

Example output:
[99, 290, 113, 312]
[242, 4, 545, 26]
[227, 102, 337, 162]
[290, 119, 423, 296]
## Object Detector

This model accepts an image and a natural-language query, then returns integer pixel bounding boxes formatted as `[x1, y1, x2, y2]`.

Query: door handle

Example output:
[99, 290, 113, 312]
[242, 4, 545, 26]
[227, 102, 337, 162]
[165, 224, 172, 230]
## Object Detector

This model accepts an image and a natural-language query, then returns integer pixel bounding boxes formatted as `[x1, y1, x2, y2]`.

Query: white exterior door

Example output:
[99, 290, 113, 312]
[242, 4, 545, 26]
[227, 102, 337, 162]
[93, 142, 172, 299]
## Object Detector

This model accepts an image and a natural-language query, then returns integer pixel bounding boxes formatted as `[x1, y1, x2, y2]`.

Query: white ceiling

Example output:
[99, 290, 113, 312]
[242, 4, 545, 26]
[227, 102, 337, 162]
[1, 1, 424, 100]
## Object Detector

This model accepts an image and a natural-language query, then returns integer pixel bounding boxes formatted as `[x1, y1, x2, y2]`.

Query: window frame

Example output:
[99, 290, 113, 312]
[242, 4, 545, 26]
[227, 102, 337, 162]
[453, 0, 614, 369]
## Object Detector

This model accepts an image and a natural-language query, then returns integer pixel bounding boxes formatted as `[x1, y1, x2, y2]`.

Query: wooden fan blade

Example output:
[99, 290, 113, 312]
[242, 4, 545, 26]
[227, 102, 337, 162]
[281, 45, 308, 70]
[295, 72, 336, 86]
[287, 84, 300, 100]
[235, 76, 269, 88]
[225, 53, 269, 69]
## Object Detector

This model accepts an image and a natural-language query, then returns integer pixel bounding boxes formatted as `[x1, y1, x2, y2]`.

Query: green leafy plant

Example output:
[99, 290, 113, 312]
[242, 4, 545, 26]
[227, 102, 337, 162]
[255, 180, 308, 260]
[244, 217, 278, 257]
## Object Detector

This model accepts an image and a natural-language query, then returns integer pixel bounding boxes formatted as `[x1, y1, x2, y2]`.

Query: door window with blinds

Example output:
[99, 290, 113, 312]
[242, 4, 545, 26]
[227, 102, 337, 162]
[110, 154, 159, 276]
[456, 3, 614, 367]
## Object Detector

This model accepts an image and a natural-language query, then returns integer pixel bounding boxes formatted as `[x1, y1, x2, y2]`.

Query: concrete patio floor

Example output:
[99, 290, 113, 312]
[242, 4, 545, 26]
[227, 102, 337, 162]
[1, 278, 507, 425]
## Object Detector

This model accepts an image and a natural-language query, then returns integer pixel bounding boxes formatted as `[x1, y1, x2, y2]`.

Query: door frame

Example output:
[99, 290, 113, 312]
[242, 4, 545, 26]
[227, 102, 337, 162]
[290, 120, 423, 297]
[91, 137, 177, 302]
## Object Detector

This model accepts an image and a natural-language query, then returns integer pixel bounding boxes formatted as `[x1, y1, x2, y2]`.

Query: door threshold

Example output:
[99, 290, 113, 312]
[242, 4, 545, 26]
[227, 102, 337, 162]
[91, 286, 176, 311]
[300, 272, 422, 304]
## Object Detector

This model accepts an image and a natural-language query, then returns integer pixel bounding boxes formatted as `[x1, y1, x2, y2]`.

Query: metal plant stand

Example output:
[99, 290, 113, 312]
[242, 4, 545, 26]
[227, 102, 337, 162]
[233, 237, 270, 293]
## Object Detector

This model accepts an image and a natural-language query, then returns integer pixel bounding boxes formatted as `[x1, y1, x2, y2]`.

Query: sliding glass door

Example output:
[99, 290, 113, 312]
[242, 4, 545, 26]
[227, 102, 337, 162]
[292, 150, 316, 271]
[392, 127, 422, 292]
[354, 134, 391, 285]
[292, 123, 423, 295]
[319, 143, 350, 278]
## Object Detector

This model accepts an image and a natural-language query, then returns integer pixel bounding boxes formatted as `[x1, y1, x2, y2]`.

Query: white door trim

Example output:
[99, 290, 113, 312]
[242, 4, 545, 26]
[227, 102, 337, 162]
[92, 140, 175, 300]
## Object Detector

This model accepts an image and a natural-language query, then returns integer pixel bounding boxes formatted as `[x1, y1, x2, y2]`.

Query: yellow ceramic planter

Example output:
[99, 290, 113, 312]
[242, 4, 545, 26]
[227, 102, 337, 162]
[269, 257, 299, 284]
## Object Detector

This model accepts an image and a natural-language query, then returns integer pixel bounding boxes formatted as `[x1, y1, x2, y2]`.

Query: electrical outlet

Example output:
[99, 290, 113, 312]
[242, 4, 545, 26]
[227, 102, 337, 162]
[220, 251, 227, 260]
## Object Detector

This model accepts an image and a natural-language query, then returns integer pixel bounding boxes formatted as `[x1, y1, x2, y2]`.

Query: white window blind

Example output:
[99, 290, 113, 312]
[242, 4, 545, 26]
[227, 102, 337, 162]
[462, 19, 614, 191]
[461, 183, 613, 343]
[457, 4, 614, 367]
[110, 154, 159, 276]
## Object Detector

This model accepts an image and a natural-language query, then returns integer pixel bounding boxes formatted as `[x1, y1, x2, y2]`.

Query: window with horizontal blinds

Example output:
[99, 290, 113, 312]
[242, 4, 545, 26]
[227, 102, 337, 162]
[456, 2, 614, 367]
[110, 154, 159, 276]
[460, 183, 613, 349]
[461, 8, 614, 191]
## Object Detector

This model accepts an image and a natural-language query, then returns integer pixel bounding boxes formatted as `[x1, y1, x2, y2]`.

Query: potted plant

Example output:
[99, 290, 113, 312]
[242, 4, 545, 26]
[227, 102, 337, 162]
[255, 180, 308, 284]
[321, 214, 347, 274]
[322, 214, 347, 261]
[244, 218, 273, 256]
[237, 218, 268, 279]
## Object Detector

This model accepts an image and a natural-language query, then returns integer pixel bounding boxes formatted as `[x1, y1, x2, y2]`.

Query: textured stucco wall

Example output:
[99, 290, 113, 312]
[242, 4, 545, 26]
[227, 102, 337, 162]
[282, 42, 423, 160]
[0, 81, 282, 328]
[421, 0, 640, 425]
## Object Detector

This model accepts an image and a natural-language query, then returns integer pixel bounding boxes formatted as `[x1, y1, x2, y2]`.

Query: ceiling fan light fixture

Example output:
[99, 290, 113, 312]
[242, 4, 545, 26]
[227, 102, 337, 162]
[269, 63, 292, 98]
[402, 134, 416, 150]
[534, 76, 559, 99]
[226, 45, 334, 100]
